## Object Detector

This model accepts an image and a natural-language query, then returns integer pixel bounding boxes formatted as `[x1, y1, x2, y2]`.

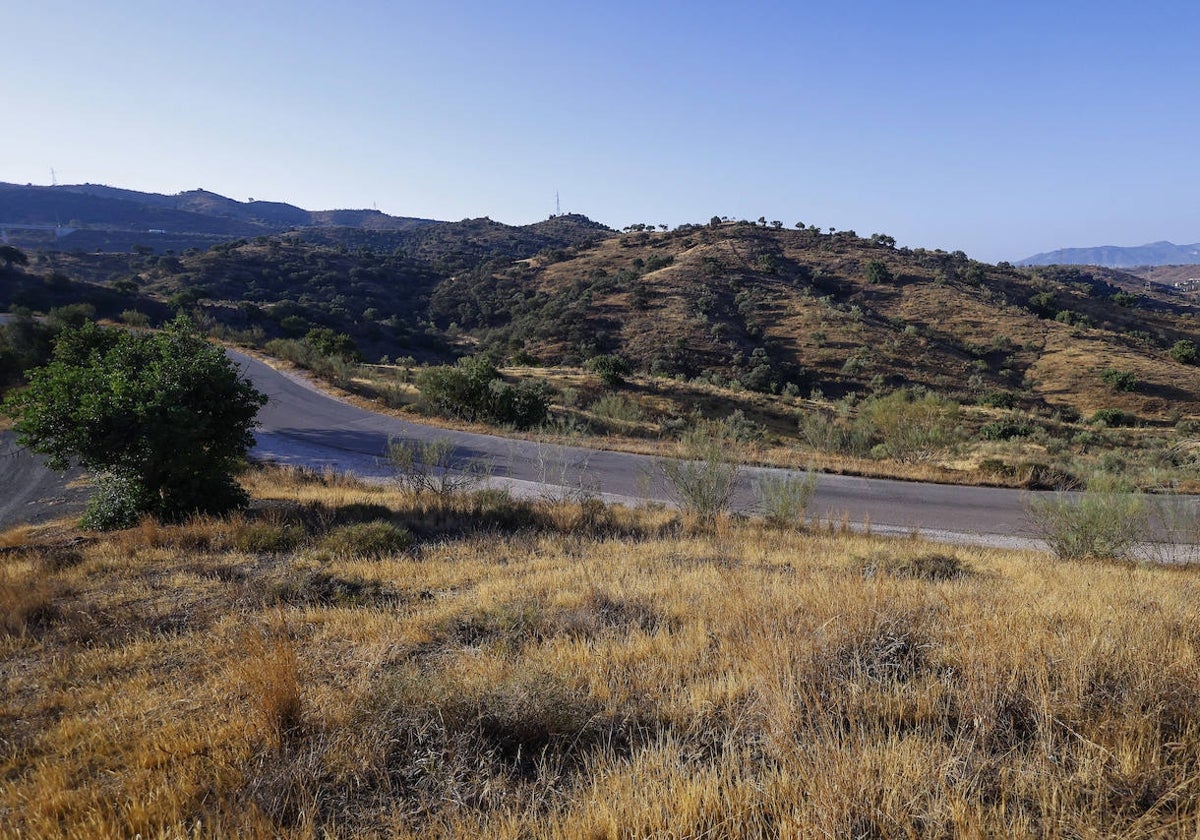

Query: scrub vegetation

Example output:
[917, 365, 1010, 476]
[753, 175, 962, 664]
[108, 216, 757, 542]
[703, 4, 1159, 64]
[4, 466, 1200, 838]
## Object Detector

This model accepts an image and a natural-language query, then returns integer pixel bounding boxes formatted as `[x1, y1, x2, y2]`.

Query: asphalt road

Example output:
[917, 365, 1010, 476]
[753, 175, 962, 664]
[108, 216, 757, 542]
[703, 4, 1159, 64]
[0, 431, 89, 530]
[0, 341, 1062, 546]
[238, 351, 1042, 547]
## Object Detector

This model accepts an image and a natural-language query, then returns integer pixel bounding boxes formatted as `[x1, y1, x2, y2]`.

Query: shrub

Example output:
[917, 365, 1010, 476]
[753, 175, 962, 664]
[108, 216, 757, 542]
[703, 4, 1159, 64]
[754, 470, 818, 527]
[860, 390, 960, 463]
[585, 354, 632, 387]
[1091, 407, 1134, 427]
[588, 394, 642, 425]
[1100, 367, 1137, 392]
[864, 260, 893, 284]
[385, 435, 488, 495]
[0, 568, 60, 636]
[854, 550, 971, 581]
[231, 520, 305, 553]
[979, 420, 1033, 441]
[799, 410, 872, 456]
[317, 522, 412, 559]
[415, 356, 550, 429]
[1170, 340, 1198, 365]
[659, 421, 740, 521]
[119, 309, 150, 327]
[978, 390, 1018, 409]
[1026, 478, 1148, 561]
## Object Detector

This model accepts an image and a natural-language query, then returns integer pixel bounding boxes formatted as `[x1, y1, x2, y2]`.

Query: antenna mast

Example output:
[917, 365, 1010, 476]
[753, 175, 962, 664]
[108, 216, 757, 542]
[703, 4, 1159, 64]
[50, 168, 58, 187]
[556, 191, 561, 217]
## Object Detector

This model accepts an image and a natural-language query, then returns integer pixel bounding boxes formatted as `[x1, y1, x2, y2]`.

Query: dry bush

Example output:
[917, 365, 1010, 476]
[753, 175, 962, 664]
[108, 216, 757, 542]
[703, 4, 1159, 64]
[1027, 479, 1149, 561]
[316, 522, 413, 560]
[0, 524, 34, 549]
[853, 549, 972, 581]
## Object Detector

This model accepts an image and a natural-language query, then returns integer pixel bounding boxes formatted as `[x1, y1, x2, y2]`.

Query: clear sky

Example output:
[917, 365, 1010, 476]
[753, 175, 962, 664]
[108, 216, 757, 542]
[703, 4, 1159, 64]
[4, 1, 1198, 262]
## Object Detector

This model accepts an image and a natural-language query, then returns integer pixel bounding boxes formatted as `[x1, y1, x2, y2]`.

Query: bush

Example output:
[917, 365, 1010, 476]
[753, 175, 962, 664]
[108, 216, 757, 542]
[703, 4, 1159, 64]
[799, 410, 872, 456]
[588, 394, 642, 425]
[385, 435, 488, 495]
[317, 522, 412, 560]
[1100, 368, 1137, 392]
[1026, 478, 1148, 562]
[978, 390, 1018, 409]
[979, 420, 1033, 441]
[415, 356, 550, 429]
[864, 260, 893, 284]
[860, 390, 960, 463]
[1170, 340, 1198, 365]
[1091, 407, 1134, 427]
[854, 550, 971, 581]
[585, 354, 631, 387]
[659, 421, 740, 521]
[754, 470, 818, 527]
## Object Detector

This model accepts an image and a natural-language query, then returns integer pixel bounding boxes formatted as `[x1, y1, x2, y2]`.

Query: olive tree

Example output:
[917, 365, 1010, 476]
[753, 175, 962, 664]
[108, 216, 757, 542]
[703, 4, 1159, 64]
[3, 317, 266, 528]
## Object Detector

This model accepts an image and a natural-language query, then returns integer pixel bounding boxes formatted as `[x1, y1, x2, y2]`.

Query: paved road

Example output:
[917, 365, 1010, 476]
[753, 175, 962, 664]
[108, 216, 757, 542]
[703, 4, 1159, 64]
[0, 431, 89, 530]
[238, 351, 1042, 547]
[0, 341, 1084, 547]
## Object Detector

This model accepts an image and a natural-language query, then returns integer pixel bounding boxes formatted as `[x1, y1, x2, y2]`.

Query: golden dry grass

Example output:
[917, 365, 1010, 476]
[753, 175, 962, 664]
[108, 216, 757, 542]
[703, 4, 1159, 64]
[5, 466, 1200, 837]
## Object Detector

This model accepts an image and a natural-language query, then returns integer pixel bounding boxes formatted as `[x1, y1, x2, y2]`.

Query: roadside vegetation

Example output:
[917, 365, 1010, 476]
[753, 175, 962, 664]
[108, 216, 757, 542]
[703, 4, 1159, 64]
[4, 217, 1199, 491]
[4, 465, 1200, 837]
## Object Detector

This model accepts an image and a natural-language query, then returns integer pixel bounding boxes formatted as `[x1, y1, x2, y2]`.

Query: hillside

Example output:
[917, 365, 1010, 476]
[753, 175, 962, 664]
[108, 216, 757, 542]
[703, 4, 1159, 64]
[429, 223, 1200, 419]
[7, 218, 1200, 424]
[1020, 240, 1200, 268]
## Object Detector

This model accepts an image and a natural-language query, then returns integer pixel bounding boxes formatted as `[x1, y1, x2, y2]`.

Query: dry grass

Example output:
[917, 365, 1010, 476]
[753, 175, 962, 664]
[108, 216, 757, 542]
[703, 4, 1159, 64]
[4, 465, 1200, 837]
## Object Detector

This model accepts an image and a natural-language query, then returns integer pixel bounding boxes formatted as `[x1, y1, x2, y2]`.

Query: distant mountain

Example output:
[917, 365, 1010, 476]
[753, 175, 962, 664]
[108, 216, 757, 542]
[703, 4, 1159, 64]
[1019, 241, 1200, 268]
[0, 183, 446, 251]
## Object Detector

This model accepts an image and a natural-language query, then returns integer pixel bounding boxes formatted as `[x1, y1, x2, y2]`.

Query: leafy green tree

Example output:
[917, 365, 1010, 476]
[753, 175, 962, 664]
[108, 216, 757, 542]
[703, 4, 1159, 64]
[3, 317, 267, 529]
[0, 312, 55, 392]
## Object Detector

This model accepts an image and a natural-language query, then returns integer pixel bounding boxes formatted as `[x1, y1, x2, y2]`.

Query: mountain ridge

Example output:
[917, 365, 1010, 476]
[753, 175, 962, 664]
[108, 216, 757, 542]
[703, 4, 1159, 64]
[1019, 240, 1200, 268]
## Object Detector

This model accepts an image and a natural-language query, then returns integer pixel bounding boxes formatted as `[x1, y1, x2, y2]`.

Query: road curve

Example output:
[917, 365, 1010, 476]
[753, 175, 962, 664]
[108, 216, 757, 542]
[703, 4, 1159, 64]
[0, 337, 1069, 547]
[237, 350, 1043, 548]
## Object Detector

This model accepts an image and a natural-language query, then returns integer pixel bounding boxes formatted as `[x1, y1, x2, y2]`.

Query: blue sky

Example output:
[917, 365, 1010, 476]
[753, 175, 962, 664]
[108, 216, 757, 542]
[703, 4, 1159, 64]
[4, 1, 1198, 262]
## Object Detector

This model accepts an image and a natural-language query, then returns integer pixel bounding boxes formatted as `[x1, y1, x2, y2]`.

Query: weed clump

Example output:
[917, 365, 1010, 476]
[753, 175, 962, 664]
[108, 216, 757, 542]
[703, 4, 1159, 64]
[853, 550, 972, 581]
[316, 522, 412, 559]
[0, 567, 61, 636]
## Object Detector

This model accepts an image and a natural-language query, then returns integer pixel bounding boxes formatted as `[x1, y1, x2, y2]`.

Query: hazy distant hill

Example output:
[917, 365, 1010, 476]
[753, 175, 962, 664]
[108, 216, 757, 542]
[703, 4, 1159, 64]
[0, 183, 443, 249]
[1019, 241, 1200, 268]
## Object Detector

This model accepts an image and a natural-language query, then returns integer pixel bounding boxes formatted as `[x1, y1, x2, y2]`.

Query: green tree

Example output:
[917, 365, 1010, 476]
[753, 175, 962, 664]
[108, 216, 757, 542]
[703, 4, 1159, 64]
[2, 317, 267, 529]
